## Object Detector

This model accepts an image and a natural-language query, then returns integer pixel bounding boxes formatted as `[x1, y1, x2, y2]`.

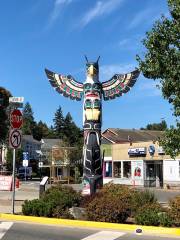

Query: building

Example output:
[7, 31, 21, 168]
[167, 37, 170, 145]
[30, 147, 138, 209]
[40, 139, 72, 179]
[22, 135, 41, 160]
[102, 128, 180, 188]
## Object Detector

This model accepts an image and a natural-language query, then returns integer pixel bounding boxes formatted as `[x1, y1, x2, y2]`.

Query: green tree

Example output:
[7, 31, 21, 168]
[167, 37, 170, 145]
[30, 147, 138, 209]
[6, 148, 23, 172]
[22, 102, 35, 135]
[141, 120, 167, 131]
[53, 106, 65, 139]
[64, 112, 82, 145]
[33, 121, 52, 141]
[137, 0, 180, 157]
[0, 87, 12, 143]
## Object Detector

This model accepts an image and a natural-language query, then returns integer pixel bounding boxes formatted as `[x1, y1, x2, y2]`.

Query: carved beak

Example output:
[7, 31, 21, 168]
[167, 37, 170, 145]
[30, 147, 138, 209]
[89, 65, 94, 76]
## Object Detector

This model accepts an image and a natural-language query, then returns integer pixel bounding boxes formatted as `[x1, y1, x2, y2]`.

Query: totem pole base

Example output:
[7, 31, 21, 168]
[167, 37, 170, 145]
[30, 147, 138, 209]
[82, 175, 103, 196]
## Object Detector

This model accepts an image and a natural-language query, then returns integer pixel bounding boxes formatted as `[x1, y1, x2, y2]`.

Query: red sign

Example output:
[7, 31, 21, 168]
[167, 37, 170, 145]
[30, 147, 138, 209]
[0, 175, 12, 191]
[10, 109, 23, 129]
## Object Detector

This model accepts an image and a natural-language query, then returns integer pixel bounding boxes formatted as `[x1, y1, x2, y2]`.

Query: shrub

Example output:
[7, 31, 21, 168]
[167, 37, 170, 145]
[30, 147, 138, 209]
[22, 199, 54, 217]
[169, 196, 180, 227]
[130, 190, 158, 216]
[22, 184, 81, 218]
[135, 203, 162, 226]
[158, 212, 173, 227]
[85, 184, 132, 223]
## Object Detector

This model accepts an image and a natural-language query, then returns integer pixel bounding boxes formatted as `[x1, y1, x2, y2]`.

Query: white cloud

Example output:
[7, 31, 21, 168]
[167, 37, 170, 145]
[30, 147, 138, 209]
[48, 0, 72, 27]
[118, 34, 143, 50]
[128, 8, 162, 30]
[79, 0, 124, 28]
[138, 78, 161, 97]
[100, 63, 136, 81]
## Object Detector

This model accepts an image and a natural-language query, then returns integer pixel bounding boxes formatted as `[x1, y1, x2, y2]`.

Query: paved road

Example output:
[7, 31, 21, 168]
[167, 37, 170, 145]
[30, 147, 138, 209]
[0, 221, 179, 240]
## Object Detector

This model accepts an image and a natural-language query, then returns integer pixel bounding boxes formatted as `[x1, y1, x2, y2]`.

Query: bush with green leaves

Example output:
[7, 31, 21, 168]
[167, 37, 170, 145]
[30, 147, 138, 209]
[22, 184, 81, 218]
[85, 184, 132, 223]
[130, 189, 158, 216]
[158, 212, 173, 227]
[168, 195, 180, 226]
[135, 203, 162, 226]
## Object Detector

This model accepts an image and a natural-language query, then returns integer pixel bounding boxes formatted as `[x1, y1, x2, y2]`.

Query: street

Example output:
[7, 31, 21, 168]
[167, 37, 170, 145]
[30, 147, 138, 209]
[0, 221, 178, 240]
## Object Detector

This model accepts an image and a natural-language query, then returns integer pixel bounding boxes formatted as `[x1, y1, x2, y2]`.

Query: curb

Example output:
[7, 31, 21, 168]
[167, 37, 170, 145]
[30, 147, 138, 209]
[0, 213, 180, 236]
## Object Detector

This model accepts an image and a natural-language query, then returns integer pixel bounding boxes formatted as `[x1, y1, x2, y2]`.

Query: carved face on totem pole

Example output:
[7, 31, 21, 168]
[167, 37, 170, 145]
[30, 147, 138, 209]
[45, 57, 140, 195]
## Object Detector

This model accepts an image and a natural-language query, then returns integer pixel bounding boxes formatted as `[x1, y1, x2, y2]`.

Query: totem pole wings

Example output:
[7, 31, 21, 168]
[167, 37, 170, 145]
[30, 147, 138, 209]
[102, 69, 140, 101]
[45, 69, 84, 101]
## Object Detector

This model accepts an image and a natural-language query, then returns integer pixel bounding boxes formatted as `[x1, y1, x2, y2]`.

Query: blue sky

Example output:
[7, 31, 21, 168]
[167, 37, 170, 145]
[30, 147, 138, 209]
[0, 0, 175, 130]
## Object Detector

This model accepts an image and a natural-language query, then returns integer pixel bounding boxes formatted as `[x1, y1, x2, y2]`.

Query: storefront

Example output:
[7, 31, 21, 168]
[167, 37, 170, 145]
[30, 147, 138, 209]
[103, 159, 144, 186]
[103, 142, 167, 187]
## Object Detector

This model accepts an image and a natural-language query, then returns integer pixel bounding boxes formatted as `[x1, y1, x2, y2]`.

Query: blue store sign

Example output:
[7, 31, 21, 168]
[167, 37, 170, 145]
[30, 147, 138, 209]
[148, 145, 155, 156]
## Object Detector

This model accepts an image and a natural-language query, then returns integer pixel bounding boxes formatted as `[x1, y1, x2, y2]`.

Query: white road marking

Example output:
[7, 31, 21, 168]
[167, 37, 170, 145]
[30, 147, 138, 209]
[81, 231, 126, 240]
[0, 222, 13, 239]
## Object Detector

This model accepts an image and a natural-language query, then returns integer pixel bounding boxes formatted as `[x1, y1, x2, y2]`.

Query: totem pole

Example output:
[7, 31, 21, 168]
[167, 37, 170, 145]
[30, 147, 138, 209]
[45, 57, 140, 195]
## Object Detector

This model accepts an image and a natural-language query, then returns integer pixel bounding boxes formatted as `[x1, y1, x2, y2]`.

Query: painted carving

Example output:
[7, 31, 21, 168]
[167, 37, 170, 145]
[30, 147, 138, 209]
[45, 57, 140, 195]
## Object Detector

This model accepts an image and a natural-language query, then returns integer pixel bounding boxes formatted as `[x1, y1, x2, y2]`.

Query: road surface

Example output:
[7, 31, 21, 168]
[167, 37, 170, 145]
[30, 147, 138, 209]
[0, 221, 178, 240]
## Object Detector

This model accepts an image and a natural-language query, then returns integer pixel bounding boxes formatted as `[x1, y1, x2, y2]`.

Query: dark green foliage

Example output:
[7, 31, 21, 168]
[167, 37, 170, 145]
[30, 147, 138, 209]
[22, 185, 81, 218]
[168, 195, 180, 226]
[141, 120, 167, 131]
[130, 190, 158, 216]
[158, 212, 173, 227]
[33, 120, 53, 141]
[22, 102, 35, 135]
[6, 148, 23, 171]
[63, 112, 82, 145]
[0, 87, 12, 143]
[22, 199, 54, 217]
[137, 0, 180, 157]
[85, 184, 132, 223]
[135, 203, 162, 226]
[53, 106, 64, 139]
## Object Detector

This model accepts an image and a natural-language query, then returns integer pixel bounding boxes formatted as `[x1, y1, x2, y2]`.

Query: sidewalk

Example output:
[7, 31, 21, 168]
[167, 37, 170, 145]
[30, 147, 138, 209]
[0, 182, 39, 214]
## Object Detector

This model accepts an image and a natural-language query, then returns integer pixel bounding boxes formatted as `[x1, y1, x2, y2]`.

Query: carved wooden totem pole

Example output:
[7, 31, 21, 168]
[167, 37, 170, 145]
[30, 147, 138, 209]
[45, 57, 140, 195]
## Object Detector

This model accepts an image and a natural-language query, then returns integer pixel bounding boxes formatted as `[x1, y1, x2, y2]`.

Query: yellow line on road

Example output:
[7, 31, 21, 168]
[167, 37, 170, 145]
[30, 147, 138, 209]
[0, 213, 180, 237]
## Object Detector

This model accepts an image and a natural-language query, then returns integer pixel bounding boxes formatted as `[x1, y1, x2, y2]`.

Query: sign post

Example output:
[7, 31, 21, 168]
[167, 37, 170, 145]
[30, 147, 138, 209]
[23, 152, 29, 181]
[9, 97, 24, 214]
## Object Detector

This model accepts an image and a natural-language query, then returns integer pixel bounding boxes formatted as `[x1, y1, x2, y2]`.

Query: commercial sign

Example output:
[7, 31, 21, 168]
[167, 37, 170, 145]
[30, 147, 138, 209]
[0, 175, 12, 191]
[128, 147, 147, 156]
[10, 109, 23, 129]
[148, 145, 155, 156]
[9, 129, 22, 149]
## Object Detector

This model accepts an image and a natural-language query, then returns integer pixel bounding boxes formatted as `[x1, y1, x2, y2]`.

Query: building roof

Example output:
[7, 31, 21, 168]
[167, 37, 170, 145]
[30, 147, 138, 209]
[22, 135, 41, 145]
[41, 139, 62, 149]
[102, 128, 164, 144]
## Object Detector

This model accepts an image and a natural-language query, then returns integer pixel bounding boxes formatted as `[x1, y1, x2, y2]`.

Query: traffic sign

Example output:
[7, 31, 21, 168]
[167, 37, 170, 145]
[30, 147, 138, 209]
[9, 97, 24, 108]
[23, 160, 28, 167]
[9, 129, 22, 149]
[10, 109, 23, 129]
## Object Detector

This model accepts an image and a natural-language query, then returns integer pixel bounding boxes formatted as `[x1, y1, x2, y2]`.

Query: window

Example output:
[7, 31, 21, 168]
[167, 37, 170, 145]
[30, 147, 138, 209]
[105, 162, 112, 177]
[113, 162, 121, 178]
[123, 161, 131, 178]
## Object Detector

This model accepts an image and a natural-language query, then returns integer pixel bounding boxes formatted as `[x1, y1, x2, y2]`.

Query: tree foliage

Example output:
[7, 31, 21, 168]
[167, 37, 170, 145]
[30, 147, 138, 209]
[53, 106, 64, 139]
[137, 0, 180, 157]
[141, 120, 167, 131]
[0, 87, 12, 143]
[22, 102, 35, 135]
